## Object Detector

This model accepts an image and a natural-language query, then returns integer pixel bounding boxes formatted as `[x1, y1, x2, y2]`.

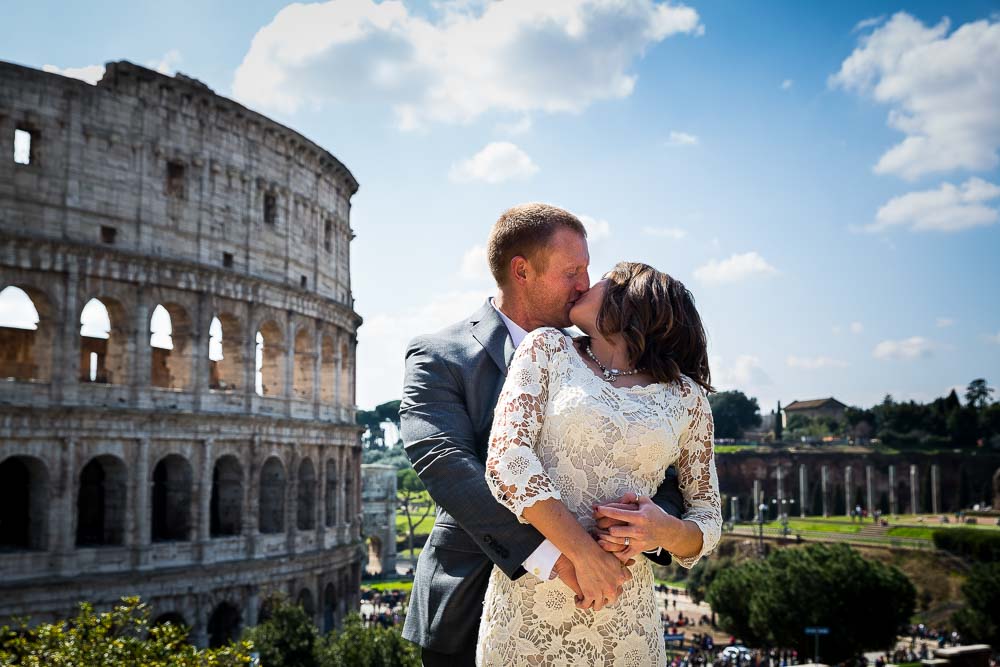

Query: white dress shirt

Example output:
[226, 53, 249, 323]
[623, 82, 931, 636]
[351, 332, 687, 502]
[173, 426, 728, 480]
[490, 298, 563, 581]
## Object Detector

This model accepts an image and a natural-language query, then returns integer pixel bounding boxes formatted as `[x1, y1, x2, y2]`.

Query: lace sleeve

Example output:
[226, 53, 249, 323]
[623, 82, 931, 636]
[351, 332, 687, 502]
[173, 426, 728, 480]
[672, 382, 723, 569]
[485, 328, 563, 523]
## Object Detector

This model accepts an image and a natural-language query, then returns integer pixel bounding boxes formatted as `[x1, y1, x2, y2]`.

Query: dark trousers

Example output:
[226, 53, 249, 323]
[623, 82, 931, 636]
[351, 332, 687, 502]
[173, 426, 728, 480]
[421, 643, 477, 667]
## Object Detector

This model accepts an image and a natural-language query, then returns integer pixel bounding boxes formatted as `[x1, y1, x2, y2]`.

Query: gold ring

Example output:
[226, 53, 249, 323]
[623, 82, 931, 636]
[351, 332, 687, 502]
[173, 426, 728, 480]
[624, 536, 630, 547]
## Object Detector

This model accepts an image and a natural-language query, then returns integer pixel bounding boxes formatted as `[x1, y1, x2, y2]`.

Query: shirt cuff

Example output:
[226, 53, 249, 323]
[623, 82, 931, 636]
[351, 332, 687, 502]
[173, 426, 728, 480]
[522, 539, 562, 580]
[643, 547, 663, 557]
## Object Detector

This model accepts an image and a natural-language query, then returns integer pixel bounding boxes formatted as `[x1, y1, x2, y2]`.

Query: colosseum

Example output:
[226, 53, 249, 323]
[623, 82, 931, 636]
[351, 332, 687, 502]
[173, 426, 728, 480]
[0, 59, 363, 647]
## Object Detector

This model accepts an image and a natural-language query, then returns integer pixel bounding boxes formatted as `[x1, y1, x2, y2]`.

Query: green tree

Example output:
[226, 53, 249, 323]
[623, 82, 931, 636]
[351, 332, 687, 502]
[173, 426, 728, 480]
[965, 378, 994, 410]
[242, 594, 318, 667]
[948, 405, 980, 447]
[707, 390, 762, 439]
[0, 597, 251, 666]
[951, 563, 1000, 647]
[397, 468, 434, 558]
[315, 614, 419, 667]
[774, 402, 783, 442]
[707, 544, 915, 662]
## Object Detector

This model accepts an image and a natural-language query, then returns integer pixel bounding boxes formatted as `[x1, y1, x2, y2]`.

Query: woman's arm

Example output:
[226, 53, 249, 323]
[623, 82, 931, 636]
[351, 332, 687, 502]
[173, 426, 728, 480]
[485, 329, 629, 609]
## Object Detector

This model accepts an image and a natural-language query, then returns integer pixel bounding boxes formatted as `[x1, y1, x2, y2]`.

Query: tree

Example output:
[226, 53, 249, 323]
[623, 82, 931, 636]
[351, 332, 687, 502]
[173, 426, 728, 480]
[951, 563, 1000, 647]
[707, 390, 762, 439]
[397, 468, 434, 558]
[315, 613, 419, 667]
[707, 544, 915, 663]
[774, 402, 783, 442]
[966, 379, 995, 410]
[948, 405, 980, 448]
[0, 597, 252, 666]
[242, 594, 318, 667]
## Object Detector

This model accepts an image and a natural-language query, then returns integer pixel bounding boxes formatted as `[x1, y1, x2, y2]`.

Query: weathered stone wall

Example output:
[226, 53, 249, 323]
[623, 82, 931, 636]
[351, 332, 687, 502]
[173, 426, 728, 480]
[0, 60, 364, 645]
[716, 449, 1000, 521]
[361, 463, 397, 576]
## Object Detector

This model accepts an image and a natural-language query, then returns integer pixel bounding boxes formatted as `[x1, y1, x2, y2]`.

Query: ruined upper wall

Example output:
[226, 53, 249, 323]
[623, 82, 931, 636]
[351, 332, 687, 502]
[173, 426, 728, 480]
[0, 60, 358, 305]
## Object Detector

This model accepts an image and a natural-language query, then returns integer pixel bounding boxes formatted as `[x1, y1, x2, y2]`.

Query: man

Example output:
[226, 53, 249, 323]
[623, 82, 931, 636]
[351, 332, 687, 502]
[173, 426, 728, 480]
[399, 203, 686, 665]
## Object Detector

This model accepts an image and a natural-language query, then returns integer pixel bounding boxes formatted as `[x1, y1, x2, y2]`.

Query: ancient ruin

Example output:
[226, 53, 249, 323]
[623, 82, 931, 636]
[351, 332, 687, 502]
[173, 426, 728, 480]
[0, 60, 363, 645]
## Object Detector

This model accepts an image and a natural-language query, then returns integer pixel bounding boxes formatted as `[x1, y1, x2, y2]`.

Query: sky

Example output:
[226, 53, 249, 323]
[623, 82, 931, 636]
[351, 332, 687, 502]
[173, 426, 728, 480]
[3, 0, 999, 413]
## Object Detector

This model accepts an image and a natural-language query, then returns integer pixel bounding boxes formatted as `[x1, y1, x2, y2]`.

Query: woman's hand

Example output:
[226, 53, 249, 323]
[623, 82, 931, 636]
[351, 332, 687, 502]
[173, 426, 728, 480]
[593, 493, 682, 562]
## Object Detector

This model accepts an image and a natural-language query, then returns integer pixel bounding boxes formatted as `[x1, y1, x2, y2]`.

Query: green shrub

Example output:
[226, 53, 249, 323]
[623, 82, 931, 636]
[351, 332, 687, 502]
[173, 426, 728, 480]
[952, 563, 1000, 646]
[932, 527, 1000, 562]
[315, 614, 419, 667]
[0, 596, 251, 666]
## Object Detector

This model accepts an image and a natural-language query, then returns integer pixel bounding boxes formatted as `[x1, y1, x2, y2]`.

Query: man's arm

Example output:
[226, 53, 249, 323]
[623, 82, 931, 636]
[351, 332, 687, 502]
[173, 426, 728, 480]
[399, 335, 545, 579]
[644, 465, 685, 565]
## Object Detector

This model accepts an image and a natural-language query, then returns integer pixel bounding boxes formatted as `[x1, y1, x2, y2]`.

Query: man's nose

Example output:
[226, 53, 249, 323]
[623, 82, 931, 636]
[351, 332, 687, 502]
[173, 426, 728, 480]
[576, 271, 590, 293]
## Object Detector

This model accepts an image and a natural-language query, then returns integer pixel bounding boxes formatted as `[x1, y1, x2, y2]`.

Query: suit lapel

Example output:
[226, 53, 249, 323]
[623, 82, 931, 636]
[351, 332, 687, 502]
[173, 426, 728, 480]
[470, 299, 513, 376]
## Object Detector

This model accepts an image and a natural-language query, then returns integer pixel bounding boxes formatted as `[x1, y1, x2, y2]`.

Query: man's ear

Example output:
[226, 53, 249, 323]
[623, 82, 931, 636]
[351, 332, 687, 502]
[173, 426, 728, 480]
[510, 256, 529, 284]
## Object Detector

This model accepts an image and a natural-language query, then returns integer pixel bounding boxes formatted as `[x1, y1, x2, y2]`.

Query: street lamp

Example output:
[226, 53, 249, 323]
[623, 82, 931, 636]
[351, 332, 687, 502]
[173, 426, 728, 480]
[757, 502, 768, 555]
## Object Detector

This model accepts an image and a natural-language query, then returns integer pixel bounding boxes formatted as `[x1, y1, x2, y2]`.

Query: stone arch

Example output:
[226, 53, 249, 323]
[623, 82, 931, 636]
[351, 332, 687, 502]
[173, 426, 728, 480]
[0, 455, 49, 551]
[150, 302, 193, 390]
[255, 320, 285, 397]
[210, 455, 243, 537]
[79, 297, 128, 384]
[292, 326, 314, 400]
[297, 457, 316, 530]
[208, 313, 243, 391]
[152, 611, 188, 630]
[0, 284, 55, 382]
[366, 536, 383, 575]
[297, 587, 315, 619]
[320, 334, 335, 404]
[259, 456, 286, 534]
[151, 454, 193, 542]
[207, 601, 241, 648]
[323, 582, 336, 633]
[325, 457, 338, 527]
[76, 455, 127, 546]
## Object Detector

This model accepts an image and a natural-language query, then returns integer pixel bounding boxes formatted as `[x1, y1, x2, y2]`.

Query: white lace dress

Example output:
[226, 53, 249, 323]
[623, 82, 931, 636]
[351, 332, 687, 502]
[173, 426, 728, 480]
[477, 327, 722, 667]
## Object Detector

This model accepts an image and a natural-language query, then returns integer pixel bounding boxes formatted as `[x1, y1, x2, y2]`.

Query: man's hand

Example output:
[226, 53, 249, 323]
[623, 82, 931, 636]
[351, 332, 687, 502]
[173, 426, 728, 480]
[593, 493, 680, 562]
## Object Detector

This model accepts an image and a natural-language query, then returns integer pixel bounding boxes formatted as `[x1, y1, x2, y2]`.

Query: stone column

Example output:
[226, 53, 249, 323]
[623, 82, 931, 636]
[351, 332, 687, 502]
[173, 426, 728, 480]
[752, 480, 761, 521]
[130, 288, 151, 408]
[776, 466, 784, 503]
[57, 437, 78, 575]
[334, 333, 343, 420]
[284, 318, 295, 417]
[132, 437, 151, 568]
[197, 438, 214, 559]
[51, 256, 80, 404]
[844, 466, 853, 516]
[910, 465, 919, 515]
[888, 465, 897, 515]
[822, 465, 831, 517]
[730, 496, 740, 523]
[798, 464, 807, 517]
[866, 465, 874, 515]
[931, 464, 940, 514]
[312, 326, 322, 420]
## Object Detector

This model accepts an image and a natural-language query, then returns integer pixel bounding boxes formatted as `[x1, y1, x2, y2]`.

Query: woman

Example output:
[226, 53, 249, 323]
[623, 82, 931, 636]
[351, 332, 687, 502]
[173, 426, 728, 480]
[477, 261, 722, 666]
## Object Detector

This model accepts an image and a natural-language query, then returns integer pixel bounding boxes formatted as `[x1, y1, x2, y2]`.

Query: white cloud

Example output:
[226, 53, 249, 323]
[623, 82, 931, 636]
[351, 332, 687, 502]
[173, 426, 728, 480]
[712, 354, 773, 389]
[985, 331, 1000, 345]
[449, 142, 539, 184]
[42, 63, 104, 85]
[579, 215, 611, 241]
[831, 12, 1000, 180]
[873, 336, 936, 360]
[853, 15, 887, 33]
[642, 226, 687, 239]
[459, 244, 492, 282]
[667, 130, 699, 146]
[936, 317, 955, 328]
[232, 0, 703, 128]
[850, 321, 864, 334]
[867, 178, 1000, 233]
[356, 289, 490, 407]
[497, 115, 533, 135]
[694, 251, 778, 284]
[780, 79, 793, 91]
[146, 49, 182, 75]
[787, 355, 849, 370]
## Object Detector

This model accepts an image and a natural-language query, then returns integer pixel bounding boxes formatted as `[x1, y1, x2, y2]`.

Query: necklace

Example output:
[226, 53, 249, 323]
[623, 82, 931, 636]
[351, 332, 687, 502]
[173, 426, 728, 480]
[584, 344, 643, 383]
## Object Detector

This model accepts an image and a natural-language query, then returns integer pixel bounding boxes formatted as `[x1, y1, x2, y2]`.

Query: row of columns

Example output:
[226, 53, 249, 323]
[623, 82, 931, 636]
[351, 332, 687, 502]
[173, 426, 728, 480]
[743, 463, 943, 519]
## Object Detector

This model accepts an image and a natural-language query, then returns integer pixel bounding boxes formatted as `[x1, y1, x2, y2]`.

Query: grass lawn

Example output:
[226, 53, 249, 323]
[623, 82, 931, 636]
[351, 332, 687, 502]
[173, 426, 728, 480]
[654, 579, 688, 590]
[364, 579, 414, 595]
[784, 520, 862, 534]
[396, 506, 435, 538]
[396, 547, 423, 561]
[887, 526, 936, 540]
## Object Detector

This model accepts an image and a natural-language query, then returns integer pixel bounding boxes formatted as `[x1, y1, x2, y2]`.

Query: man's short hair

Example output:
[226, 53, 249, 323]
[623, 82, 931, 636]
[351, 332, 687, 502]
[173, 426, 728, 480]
[487, 203, 587, 285]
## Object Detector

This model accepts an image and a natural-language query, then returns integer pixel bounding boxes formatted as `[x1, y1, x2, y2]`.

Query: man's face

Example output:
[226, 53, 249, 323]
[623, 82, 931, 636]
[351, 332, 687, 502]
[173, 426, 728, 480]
[524, 228, 591, 328]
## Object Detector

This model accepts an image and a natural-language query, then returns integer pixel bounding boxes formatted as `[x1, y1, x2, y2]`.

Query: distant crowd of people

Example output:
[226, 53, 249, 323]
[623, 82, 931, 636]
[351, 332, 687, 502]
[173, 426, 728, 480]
[359, 588, 406, 628]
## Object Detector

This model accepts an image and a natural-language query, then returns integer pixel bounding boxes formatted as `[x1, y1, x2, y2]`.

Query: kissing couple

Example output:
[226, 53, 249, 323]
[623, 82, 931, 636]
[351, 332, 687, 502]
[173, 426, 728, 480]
[399, 203, 722, 666]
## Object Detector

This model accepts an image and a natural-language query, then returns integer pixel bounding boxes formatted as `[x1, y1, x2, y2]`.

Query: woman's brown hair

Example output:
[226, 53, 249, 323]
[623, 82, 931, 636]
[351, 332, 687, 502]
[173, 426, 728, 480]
[591, 261, 714, 393]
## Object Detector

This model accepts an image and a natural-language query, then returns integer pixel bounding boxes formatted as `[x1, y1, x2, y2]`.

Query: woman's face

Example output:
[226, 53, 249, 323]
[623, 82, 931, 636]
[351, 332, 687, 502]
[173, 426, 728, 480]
[569, 277, 609, 334]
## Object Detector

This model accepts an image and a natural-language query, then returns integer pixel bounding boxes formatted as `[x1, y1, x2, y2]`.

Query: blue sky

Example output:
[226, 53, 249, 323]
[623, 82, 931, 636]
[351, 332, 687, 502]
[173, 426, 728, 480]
[5, 0, 999, 412]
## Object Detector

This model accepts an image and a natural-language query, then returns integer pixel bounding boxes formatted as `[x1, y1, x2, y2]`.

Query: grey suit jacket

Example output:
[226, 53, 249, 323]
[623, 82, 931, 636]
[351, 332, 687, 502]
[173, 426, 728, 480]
[399, 299, 685, 654]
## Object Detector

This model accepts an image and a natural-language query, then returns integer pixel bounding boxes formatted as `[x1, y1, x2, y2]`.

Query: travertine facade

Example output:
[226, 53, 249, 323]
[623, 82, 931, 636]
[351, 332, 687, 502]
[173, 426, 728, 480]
[0, 60, 363, 646]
